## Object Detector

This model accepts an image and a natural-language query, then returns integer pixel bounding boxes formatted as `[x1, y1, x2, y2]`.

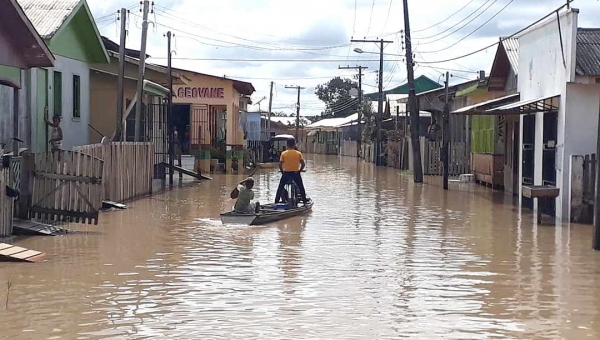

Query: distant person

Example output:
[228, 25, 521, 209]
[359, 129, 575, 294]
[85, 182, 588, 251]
[427, 118, 441, 141]
[173, 126, 182, 166]
[44, 108, 63, 151]
[184, 125, 191, 154]
[275, 138, 309, 205]
[230, 177, 260, 213]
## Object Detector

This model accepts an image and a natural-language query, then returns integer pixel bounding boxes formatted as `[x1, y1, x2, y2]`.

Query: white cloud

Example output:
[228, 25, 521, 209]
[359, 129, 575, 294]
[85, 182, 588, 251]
[88, 0, 600, 116]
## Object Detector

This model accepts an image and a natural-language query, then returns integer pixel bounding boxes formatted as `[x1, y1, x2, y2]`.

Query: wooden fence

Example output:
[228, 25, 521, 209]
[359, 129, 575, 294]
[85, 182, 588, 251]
[423, 141, 470, 176]
[31, 151, 104, 224]
[571, 154, 596, 223]
[385, 139, 410, 170]
[0, 156, 22, 237]
[73, 142, 154, 203]
[0, 167, 11, 237]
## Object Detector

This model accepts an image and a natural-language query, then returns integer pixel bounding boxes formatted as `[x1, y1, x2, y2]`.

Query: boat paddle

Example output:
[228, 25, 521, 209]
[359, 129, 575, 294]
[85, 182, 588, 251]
[230, 166, 260, 199]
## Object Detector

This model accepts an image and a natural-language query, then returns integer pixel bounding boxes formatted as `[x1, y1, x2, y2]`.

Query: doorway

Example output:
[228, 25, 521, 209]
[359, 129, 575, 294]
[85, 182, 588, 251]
[173, 104, 191, 154]
[541, 111, 558, 217]
[522, 114, 535, 209]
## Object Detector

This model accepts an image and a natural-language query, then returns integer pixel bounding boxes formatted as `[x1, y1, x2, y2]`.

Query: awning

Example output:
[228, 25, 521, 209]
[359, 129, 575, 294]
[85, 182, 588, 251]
[143, 80, 169, 97]
[486, 94, 560, 115]
[452, 93, 520, 115]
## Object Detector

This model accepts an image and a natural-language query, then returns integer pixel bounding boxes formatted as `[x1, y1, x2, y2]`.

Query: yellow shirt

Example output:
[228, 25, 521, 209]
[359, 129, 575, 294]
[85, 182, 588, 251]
[280, 149, 303, 172]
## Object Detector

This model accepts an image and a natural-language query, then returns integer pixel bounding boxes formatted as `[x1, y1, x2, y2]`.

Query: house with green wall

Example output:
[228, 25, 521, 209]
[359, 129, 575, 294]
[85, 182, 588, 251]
[0, 0, 55, 154]
[17, 0, 109, 152]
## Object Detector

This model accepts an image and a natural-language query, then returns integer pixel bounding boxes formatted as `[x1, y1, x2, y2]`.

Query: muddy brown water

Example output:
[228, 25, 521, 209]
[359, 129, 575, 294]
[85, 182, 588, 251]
[1, 154, 600, 339]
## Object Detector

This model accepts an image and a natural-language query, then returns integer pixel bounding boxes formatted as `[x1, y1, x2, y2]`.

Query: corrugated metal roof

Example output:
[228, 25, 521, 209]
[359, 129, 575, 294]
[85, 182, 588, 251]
[16, 0, 80, 39]
[576, 28, 600, 76]
[501, 37, 519, 75]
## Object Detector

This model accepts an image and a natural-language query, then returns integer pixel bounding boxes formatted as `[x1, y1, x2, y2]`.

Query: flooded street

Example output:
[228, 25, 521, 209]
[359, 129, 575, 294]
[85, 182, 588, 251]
[2, 154, 600, 339]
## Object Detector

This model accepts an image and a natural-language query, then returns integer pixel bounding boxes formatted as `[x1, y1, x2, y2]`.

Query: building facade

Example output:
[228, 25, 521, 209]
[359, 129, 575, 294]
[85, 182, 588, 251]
[17, 0, 109, 152]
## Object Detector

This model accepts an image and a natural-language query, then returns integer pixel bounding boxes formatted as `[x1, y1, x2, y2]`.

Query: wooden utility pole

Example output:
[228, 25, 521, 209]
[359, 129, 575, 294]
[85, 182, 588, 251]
[351, 39, 393, 166]
[116, 8, 127, 142]
[166, 31, 174, 186]
[134, 0, 150, 142]
[285, 85, 305, 140]
[339, 65, 368, 158]
[443, 71, 450, 190]
[593, 100, 600, 250]
[267, 81, 274, 138]
[402, 0, 424, 182]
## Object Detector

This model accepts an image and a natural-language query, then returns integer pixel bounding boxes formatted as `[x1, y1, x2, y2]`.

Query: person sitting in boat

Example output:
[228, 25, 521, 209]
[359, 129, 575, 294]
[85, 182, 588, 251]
[275, 139, 309, 205]
[230, 177, 260, 213]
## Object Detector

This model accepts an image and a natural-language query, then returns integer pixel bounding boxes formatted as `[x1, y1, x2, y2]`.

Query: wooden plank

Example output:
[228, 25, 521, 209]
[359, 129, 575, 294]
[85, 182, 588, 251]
[11, 250, 41, 260]
[0, 243, 13, 251]
[0, 246, 27, 256]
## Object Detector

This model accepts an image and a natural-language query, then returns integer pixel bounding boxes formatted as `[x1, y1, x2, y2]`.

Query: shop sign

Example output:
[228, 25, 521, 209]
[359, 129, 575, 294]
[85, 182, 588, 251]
[176, 87, 225, 99]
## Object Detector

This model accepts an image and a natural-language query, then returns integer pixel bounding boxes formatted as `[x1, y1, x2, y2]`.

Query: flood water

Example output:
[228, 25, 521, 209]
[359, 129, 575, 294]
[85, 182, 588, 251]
[2, 154, 600, 339]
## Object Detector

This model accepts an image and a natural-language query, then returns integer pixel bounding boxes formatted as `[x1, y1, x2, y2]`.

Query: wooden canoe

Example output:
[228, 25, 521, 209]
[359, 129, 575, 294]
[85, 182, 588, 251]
[220, 201, 313, 225]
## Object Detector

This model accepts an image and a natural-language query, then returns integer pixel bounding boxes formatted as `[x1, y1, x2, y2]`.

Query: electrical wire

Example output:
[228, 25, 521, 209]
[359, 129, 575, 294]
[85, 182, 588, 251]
[413, 0, 477, 33]
[150, 57, 386, 62]
[366, 0, 376, 37]
[153, 4, 349, 50]
[419, 0, 516, 54]
[381, 0, 394, 35]
[414, 0, 496, 41]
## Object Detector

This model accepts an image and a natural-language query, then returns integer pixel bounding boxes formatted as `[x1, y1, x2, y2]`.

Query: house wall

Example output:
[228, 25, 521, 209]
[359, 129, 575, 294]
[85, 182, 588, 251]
[173, 72, 244, 147]
[46, 56, 91, 150]
[0, 71, 30, 150]
[89, 71, 137, 143]
[517, 9, 578, 220]
[564, 83, 600, 221]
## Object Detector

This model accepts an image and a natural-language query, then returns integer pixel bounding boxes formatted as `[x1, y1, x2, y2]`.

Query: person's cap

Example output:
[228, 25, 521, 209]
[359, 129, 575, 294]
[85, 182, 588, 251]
[52, 114, 61, 120]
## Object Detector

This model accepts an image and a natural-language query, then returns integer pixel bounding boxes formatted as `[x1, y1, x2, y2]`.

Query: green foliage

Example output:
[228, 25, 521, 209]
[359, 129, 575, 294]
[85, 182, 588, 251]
[315, 77, 361, 118]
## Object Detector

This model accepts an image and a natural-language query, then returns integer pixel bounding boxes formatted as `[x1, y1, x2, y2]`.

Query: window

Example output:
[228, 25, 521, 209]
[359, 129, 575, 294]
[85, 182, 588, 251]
[73, 75, 81, 118]
[53, 71, 62, 116]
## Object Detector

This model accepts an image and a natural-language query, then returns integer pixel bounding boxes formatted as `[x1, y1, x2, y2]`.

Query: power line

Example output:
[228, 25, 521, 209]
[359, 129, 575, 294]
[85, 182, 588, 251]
[153, 5, 349, 50]
[419, 0, 516, 54]
[413, 0, 477, 33]
[414, 2, 573, 65]
[150, 57, 387, 62]
[381, 0, 394, 35]
[414, 0, 496, 42]
[365, 0, 376, 37]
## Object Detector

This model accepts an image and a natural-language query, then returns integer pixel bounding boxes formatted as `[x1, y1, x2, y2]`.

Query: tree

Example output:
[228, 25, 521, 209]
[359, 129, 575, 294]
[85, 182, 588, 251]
[315, 76, 361, 118]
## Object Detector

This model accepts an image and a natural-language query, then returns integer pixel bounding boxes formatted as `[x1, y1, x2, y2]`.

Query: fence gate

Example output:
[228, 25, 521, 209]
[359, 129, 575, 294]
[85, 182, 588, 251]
[31, 151, 104, 224]
[147, 103, 168, 170]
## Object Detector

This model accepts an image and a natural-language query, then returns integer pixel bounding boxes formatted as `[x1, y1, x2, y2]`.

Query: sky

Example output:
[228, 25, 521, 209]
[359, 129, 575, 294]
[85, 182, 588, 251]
[88, 0, 600, 117]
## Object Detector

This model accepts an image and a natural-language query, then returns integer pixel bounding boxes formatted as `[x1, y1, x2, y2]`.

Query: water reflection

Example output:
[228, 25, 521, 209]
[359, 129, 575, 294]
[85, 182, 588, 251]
[1, 154, 600, 339]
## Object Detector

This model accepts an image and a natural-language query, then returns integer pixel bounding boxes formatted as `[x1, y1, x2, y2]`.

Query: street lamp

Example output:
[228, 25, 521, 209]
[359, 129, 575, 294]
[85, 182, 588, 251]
[350, 38, 393, 166]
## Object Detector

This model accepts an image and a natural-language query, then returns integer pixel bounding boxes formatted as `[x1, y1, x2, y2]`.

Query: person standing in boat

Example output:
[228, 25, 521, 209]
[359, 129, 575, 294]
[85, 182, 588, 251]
[275, 138, 309, 204]
[230, 177, 261, 213]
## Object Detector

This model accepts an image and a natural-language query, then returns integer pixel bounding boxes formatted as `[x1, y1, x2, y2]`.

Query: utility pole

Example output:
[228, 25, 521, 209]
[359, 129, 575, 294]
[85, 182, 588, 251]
[402, 0, 424, 182]
[116, 8, 127, 142]
[442, 71, 450, 190]
[351, 38, 393, 166]
[134, 0, 150, 142]
[285, 85, 305, 140]
[267, 81, 274, 139]
[339, 65, 368, 158]
[166, 31, 174, 186]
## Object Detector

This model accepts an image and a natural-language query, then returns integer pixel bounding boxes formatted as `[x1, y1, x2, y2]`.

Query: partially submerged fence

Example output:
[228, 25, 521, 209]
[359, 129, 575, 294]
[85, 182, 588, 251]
[423, 141, 470, 176]
[74, 142, 154, 203]
[571, 154, 596, 223]
[0, 156, 22, 237]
